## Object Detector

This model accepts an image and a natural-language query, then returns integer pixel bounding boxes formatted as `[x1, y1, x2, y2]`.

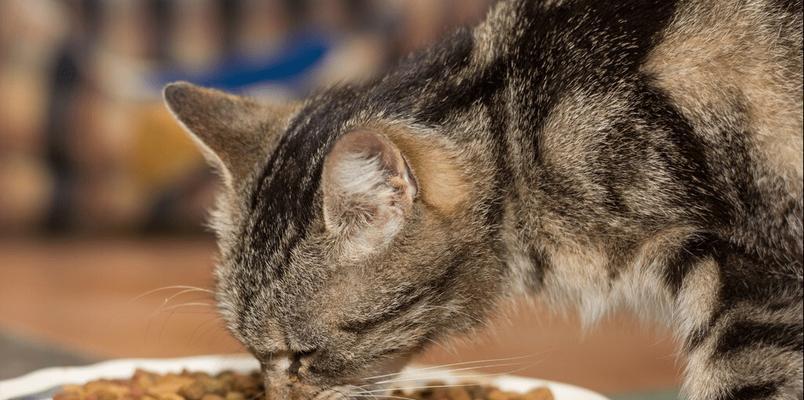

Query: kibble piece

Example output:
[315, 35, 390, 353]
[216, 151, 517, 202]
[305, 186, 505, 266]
[446, 387, 471, 400]
[154, 393, 183, 400]
[523, 387, 554, 400]
[231, 374, 259, 392]
[198, 376, 227, 395]
[53, 392, 83, 400]
[487, 389, 513, 400]
[94, 390, 119, 400]
[224, 391, 246, 400]
[178, 382, 206, 400]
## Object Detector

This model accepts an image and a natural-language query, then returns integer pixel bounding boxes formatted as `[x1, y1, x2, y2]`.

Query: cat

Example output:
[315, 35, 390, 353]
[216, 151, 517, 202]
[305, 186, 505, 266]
[163, 0, 803, 398]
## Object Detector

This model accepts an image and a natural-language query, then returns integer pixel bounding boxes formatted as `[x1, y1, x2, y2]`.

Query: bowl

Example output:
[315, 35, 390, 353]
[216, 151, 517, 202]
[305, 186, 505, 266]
[0, 354, 608, 400]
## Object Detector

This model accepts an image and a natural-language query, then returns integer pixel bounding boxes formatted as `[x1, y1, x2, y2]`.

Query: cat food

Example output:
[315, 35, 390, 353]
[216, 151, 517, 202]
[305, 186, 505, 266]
[53, 370, 262, 400]
[392, 382, 554, 400]
[53, 370, 554, 400]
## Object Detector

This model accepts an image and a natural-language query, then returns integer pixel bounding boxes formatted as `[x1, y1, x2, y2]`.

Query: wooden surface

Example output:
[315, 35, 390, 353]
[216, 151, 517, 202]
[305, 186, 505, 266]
[0, 238, 683, 394]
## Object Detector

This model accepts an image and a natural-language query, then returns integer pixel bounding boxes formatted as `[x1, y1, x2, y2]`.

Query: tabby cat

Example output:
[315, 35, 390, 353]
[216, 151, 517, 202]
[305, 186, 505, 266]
[163, 0, 803, 398]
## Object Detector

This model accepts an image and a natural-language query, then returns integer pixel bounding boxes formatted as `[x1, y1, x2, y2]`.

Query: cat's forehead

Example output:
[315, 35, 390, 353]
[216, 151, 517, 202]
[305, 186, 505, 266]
[230, 89, 364, 275]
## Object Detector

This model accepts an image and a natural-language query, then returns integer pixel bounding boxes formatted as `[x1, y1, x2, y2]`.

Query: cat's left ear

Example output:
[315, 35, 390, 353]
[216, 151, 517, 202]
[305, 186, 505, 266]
[163, 81, 297, 186]
[322, 130, 418, 254]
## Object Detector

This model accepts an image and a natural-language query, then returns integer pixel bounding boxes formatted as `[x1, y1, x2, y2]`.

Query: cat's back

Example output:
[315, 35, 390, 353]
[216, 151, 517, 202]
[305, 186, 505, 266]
[642, 0, 803, 259]
[478, 0, 802, 189]
[644, 0, 803, 190]
[475, 0, 802, 257]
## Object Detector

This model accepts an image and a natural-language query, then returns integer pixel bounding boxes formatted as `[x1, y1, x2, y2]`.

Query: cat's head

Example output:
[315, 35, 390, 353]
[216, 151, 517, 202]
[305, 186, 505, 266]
[164, 82, 505, 399]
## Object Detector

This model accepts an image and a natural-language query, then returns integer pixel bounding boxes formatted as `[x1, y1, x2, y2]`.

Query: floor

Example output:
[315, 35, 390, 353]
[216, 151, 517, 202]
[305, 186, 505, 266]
[0, 238, 683, 396]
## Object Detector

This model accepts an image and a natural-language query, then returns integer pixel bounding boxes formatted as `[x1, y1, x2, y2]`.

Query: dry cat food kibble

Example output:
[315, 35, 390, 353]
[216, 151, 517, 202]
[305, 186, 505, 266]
[54, 371, 554, 400]
[392, 382, 554, 400]
[53, 370, 263, 400]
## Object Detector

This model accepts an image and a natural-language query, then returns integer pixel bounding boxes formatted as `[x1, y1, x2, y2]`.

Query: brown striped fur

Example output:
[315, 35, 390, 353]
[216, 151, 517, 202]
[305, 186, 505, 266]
[164, 0, 803, 398]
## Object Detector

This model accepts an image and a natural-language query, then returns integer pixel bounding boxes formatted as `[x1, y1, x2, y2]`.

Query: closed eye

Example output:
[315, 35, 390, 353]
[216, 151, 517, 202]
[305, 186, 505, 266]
[288, 350, 317, 375]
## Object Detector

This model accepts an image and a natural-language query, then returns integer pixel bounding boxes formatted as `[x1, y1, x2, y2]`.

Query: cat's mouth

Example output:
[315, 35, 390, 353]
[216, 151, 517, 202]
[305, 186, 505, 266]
[260, 375, 391, 400]
[259, 353, 411, 400]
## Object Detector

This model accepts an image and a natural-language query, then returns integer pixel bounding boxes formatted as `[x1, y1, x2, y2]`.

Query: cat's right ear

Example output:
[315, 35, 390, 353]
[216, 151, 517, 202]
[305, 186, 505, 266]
[322, 130, 418, 256]
[163, 81, 297, 186]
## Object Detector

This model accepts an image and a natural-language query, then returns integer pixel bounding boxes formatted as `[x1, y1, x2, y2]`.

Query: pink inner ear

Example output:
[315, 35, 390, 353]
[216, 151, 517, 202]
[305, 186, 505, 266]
[322, 130, 418, 244]
[326, 130, 417, 193]
[392, 155, 418, 200]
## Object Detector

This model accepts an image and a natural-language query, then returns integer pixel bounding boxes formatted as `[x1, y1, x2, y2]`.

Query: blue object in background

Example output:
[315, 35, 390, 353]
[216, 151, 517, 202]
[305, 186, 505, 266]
[155, 32, 331, 93]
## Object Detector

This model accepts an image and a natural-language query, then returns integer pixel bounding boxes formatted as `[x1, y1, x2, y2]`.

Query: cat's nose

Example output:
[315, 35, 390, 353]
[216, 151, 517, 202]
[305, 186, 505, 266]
[270, 349, 316, 376]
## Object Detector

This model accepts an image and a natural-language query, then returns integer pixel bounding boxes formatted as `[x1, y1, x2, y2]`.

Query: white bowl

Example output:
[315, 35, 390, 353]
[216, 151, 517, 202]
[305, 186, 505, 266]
[0, 354, 608, 400]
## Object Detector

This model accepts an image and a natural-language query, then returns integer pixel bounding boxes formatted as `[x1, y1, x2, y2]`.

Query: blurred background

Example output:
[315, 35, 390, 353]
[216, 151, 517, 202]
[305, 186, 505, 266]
[0, 0, 680, 398]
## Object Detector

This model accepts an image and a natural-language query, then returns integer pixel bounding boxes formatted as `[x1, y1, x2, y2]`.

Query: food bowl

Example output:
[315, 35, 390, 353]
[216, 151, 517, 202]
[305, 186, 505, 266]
[0, 354, 608, 400]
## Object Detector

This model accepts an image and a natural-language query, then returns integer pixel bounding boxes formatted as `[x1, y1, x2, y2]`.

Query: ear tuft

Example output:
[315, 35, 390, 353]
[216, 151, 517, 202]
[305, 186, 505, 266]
[323, 131, 418, 254]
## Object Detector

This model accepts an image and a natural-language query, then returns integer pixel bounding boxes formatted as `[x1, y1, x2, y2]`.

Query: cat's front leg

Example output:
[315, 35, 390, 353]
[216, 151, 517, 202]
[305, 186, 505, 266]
[683, 315, 802, 400]
[674, 251, 802, 400]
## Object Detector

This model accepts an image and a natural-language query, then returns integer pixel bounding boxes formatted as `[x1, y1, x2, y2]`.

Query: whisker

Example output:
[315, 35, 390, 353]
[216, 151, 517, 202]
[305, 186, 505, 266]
[148, 290, 215, 327]
[334, 386, 382, 400]
[172, 313, 222, 350]
[365, 361, 532, 386]
[188, 316, 225, 346]
[356, 362, 539, 393]
[144, 301, 216, 345]
[348, 390, 415, 400]
[134, 285, 213, 343]
[160, 288, 215, 307]
[354, 386, 379, 400]
[359, 383, 488, 394]
[155, 302, 216, 313]
[361, 354, 536, 381]
[422, 337, 457, 356]
[128, 285, 213, 304]
[245, 389, 266, 400]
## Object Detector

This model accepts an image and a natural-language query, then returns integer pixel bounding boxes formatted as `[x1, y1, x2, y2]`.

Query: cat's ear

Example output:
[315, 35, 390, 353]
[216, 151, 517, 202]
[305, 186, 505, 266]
[322, 130, 418, 253]
[163, 81, 296, 185]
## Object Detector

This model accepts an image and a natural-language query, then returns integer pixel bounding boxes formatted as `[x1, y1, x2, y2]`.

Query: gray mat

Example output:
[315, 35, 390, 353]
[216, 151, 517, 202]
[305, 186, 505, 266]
[0, 330, 95, 380]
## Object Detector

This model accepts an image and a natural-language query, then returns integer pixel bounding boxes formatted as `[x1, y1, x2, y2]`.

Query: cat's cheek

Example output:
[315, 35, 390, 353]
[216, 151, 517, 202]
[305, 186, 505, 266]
[374, 352, 413, 377]
[344, 352, 413, 391]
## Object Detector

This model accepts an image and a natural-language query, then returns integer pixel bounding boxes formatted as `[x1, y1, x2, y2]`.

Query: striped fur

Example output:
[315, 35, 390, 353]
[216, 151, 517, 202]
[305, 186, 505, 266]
[164, 0, 803, 398]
